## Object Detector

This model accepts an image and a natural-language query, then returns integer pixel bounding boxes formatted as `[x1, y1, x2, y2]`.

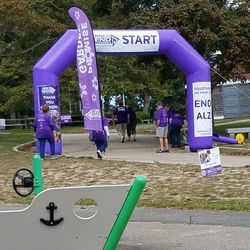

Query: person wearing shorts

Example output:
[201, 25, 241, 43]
[112, 99, 129, 143]
[155, 100, 172, 153]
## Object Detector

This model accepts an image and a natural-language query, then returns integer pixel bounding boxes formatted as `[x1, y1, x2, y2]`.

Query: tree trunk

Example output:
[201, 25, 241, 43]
[10, 112, 16, 119]
[143, 95, 151, 113]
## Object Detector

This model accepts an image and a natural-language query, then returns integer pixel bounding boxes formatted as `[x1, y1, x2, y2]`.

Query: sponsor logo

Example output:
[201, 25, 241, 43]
[95, 35, 119, 46]
[41, 87, 56, 95]
[85, 109, 101, 120]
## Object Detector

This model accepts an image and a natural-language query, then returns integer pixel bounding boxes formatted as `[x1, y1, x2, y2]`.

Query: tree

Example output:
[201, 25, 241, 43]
[126, 0, 250, 84]
[1, 0, 248, 117]
[0, 0, 68, 117]
[97, 56, 170, 112]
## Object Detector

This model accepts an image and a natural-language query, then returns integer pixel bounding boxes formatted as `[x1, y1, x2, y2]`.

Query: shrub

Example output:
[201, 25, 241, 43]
[136, 111, 149, 122]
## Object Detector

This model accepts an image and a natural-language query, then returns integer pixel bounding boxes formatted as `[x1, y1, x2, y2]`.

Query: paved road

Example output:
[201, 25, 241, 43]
[62, 133, 250, 167]
[2, 205, 250, 249]
[119, 208, 250, 249]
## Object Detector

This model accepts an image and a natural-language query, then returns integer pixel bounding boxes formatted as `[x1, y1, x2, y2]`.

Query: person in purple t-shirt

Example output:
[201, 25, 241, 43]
[164, 104, 174, 145]
[171, 113, 184, 148]
[33, 104, 56, 160]
[155, 100, 172, 153]
[93, 117, 110, 159]
[112, 99, 129, 143]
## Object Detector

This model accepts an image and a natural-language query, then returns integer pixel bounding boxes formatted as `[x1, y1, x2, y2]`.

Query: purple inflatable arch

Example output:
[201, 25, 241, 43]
[33, 29, 213, 153]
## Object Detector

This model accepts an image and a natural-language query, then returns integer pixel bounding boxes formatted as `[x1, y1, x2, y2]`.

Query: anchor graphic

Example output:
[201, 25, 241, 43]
[40, 202, 64, 226]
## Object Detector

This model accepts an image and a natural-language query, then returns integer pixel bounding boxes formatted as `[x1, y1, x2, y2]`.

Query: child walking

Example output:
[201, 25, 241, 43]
[93, 117, 110, 159]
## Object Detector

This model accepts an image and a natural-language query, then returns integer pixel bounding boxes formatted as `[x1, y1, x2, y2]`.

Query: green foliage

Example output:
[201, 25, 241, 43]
[126, 0, 250, 84]
[0, 0, 249, 118]
[136, 111, 149, 121]
[98, 56, 168, 105]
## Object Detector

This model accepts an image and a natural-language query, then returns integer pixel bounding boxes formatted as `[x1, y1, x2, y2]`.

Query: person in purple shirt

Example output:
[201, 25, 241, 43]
[112, 99, 129, 143]
[33, 104, 56, 160]
[155, 100, 172, 153]
[93, 117, 110, 159]
[171, 113, 184, 148]
[164, 104, 174, 145]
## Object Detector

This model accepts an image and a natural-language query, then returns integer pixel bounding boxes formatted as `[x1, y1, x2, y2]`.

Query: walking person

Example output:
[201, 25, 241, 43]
[155, 100, 172, 153]
[127, 105, 137, 141]
[171, 113, 184, 148]
[112, 99, 129, 143]
[93, 117, 110, 159]
[33, 104, 57, 160]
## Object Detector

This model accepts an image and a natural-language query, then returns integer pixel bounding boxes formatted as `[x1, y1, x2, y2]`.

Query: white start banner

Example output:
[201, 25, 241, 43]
[93, 30, 160, 53]
[193, 81, 212, 137]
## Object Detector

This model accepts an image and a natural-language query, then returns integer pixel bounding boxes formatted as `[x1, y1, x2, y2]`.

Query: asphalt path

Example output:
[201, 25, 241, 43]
[1, 205, 250, 249]
[62, 133, 250, 167]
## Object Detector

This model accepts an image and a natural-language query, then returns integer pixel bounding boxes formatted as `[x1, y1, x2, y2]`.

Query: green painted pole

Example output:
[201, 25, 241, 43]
[103, 175, 147, 250]
[32, 155, 44, 195]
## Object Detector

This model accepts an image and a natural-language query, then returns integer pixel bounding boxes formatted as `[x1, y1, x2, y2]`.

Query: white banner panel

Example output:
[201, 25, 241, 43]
[198, 147, 222, 177]
[193, 81, 212, 137]
[0, 119, 6, 130]
[94, 30, 159, 53]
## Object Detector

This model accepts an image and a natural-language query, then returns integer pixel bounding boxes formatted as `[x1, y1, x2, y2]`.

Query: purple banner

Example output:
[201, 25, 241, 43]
[68, 7, 103, 131]
[38, 85, 59, 113]
[202, 165, 222, 177]
[38, 85, 60, 130]
[61, 114, 72, 124]
[37, 85, 61, 154]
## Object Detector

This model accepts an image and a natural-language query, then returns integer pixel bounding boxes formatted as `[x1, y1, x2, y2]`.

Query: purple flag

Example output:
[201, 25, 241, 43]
[68, 7, 103, 131]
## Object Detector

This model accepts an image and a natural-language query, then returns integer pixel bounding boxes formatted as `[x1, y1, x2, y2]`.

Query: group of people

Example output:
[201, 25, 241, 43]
[34, 100, 185, 160]
[94, 99, 185, 159]
[112, 99, 137, 143]
[154, 100, 185, 153]
[92, 99, 137, 159]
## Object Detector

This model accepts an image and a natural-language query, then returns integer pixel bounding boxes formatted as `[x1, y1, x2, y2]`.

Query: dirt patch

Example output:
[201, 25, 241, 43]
[1, 153, 250, 210]
[1, 142, 250, 210]
[18, 142, 36, 153]
[221, 151, 250, 156]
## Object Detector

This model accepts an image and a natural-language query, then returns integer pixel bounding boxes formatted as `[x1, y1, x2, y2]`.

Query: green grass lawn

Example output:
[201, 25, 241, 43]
[214, 118, 250, 136]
